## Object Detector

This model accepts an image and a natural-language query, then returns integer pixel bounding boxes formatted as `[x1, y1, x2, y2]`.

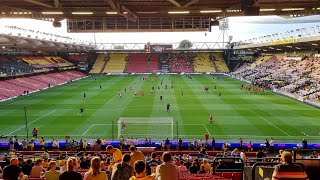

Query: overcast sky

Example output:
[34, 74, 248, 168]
[0, 15, 319, 44]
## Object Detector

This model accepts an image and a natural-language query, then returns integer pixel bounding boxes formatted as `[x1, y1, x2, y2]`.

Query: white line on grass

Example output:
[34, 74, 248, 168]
[82, 124, 95, 136]
[249, 109, 290, 136]
[6, 110, 56, 136]
[92, 124, 114, 126]
[203, 124, 211, 136]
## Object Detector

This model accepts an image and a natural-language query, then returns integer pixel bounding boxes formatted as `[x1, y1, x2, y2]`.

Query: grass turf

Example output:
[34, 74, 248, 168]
[1, 74, 320, 143]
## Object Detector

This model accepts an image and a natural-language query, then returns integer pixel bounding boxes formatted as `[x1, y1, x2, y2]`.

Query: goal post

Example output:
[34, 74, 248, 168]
[118, 117, 174, 140]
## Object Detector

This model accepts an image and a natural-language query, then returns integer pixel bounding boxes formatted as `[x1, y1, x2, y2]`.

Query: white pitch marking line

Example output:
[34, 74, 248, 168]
[82, 124, 95, 136]
[249, 109, 290, 136]
[203, 124, 211, 136]
[6, 110, 56, 136]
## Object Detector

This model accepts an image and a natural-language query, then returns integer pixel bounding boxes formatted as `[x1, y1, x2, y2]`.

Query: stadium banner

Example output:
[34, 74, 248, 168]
[269, 38, 295, 45]
[150, 45, 173, 53]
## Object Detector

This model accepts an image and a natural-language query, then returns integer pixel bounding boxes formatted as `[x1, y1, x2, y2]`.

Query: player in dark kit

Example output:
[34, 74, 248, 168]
[160, 95, 163, 101]
[83, 93, 86, 98]
[78, 107, 85, 116]
[166, 103, 170, 112]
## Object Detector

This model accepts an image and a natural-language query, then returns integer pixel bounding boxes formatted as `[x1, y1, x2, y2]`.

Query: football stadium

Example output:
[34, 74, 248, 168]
[0, 0, 320, 180]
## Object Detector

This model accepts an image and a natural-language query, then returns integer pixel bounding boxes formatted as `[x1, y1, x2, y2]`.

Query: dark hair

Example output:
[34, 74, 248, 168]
[123, 154, 131, 163]
[130, 146, 136, 152]
[151, 152, 157, 159]
[134, 160, 145, 174]
[162, 152, 172, 162]
[26, 159, 32, 165]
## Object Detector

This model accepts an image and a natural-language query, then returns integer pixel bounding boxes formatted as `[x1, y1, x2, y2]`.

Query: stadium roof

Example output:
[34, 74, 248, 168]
[1, 0, 320, 32]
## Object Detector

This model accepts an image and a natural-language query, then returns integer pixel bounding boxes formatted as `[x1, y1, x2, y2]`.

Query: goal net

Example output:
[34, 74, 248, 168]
[118, 117, 173, 140]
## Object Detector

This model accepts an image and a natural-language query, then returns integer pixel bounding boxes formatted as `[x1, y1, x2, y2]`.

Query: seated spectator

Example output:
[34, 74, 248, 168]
[111, 154, 134, 180]
[42, 158, 49, 169]
[59, 157, 82, 180]
[60, 161, 67, 173]
[189, 161, 198, 174]
[129, 146, 145, 167]
[199, 165, 207, 174]
[3, 158, 28, 180]
[84, 157, 108, 180]
[21, 159, 32, 176]
[272, 151, 309, 180]
[216, 159, 228, 170]
[200, 159, 211, 172]
[106, 145, 123, 163]
[129, 160, 155, 180]
[156, 152, 179, 180]
[30, 159, 45, 178]
[44, 161, 60, 180]
[178, 161, 188, 172]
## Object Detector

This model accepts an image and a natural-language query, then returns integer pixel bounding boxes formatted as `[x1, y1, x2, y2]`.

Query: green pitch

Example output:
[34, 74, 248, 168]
[1, 74, 320, 143]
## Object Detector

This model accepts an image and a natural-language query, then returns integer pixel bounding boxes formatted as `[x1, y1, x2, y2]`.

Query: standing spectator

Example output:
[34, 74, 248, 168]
[205, 132, 209, 142]
[3, 158, 27, 180]
[30, 159, 45, 178]
[211, 137, 215, 150]
[156, 152, 179, 180]
[129, 146, 145, 167]
[194, 139, 198, 150]
[21, 159, 32, 176]
[256, 149, 265, 161]
[247, 141, 252, 152]
[84, 157, 108, 180]
[32, 128, 38, 139]
[265, 139, 270, 152]
[14, 139, 19, 151]
[161, 140, 165, 151]
[52, 139, 59, 150]
[188, 140, 192, 150]
[59, 157, 82, 180]
[106, 145, 123, 163]
[44, 161, 60, 180]
[178, 138, 182, 151]
[240, 150, 247, 162]
[146, 152, 159, 175]
[165, 138, 170, 150]
[239, 138, 243, 150]
[270, 138, 275, 154]
[8, 137, 14, 150]
[120, 136, 125, 150]
[40, 137, 45, 150]
[302, 138, 308, 149]
[111, 154, 134, 180]
[129, 160, 155, 180]
[21, 139, 28, 151]
[29, 138, 35, 151]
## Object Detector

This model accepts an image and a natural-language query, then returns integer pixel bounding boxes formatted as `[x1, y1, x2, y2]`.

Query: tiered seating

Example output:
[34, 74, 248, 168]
[149, 54, 159, 72]
[20, 56, 73, 68]
[170, 53, 193, 73]
[125, 53, 148, 73]
[68, 53, 89, 62]
[213, 53, 229, 72]
[194, 53, 215, 73]
[89, 54, 107, 74]
[0, 70, 86, 101]
[0, 56, 33, 76]
[180, 172, 232, 180]
[103, 53, 128, 73]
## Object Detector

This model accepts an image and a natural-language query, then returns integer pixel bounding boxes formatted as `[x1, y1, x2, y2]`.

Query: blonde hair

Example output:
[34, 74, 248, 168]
[89, 157, 101, 176]
[67, 157, 77, 171]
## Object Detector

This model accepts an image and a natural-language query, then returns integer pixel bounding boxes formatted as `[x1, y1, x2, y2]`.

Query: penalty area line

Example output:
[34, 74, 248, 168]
[82, 124, 95, 136]
[203, 124, 211, 136]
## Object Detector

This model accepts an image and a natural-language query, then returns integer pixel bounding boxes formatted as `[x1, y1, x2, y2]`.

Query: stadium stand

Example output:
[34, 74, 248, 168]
[213, 53, 229, 73]
[0, 55, 33, 76]
[67, 53, 89, 62]
[125, 53, 148, 73]
[169, 53, 194, 73]
[102, 53, 128, 73]
[89, 54, 107, 74]
[0, 70, 86, 100]
[194, 53, 216, 73]
[149, 53, 159, 73]
[19, 56, 73, 68]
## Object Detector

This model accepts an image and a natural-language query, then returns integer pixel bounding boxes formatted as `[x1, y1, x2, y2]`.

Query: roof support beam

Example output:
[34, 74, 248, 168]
[183, 0, 200, 8]
[22, 0, 53, 8]
[105, 0, 138, 22]
[167, 0, 181, 7]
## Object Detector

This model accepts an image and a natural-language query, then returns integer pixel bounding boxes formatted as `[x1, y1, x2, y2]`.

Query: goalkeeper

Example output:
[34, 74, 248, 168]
[122, 120, 127, 130]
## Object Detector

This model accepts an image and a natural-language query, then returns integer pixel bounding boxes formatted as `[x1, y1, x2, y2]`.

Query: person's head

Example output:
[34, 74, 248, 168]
[10, 158, 19, 166]
[35, 159, 43, 166]
[134, 160, 146, 175]
[203, 159, 207, 164]
[100, 161, 105, 170]
[49, 161, 57, 170]
[106, 145, 114, 153]
[130, 146, 136, 152]
[162, 152, 172, 163]
[281, 151, 293, 164]
[151, 152, 157, 159]
[279, 149, 283, 155]
[67, 157, 77, 171]
[90, 157, 101, 176]
[122, 154, 131, 163]
[26, 159, 32, 165]
[192, 161, 197, 166]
